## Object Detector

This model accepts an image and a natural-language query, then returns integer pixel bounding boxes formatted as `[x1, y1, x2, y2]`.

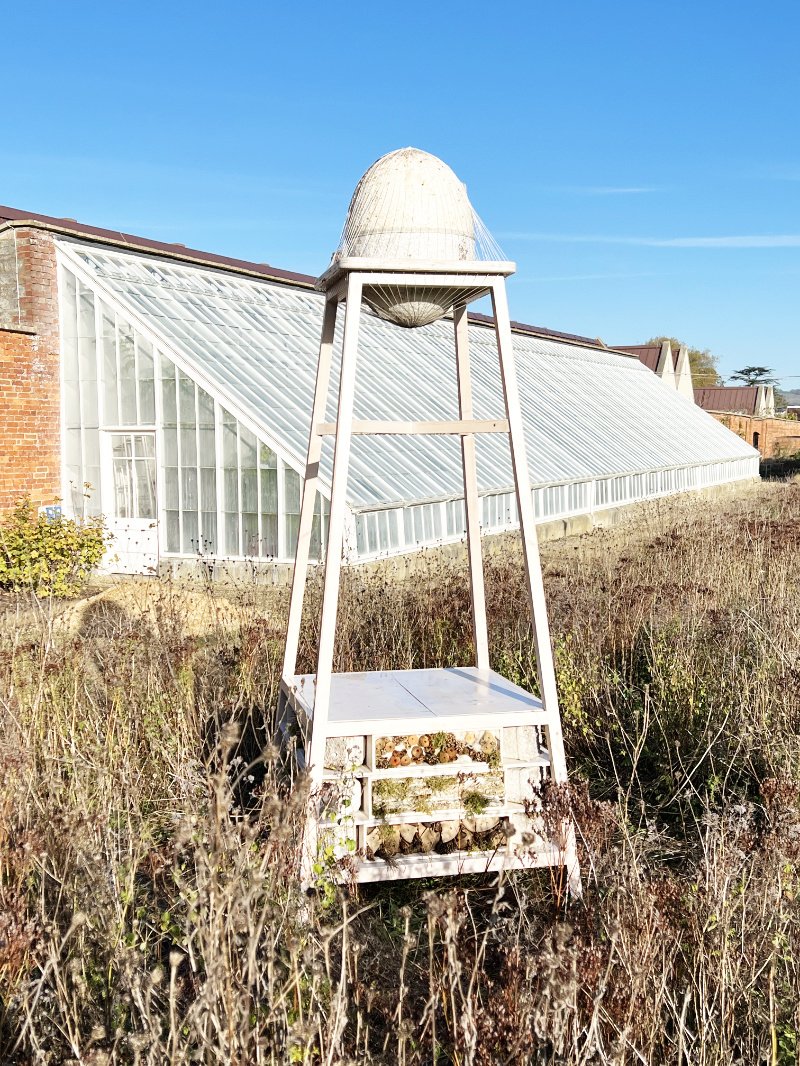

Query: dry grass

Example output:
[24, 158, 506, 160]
[1, 481, 799, 1064]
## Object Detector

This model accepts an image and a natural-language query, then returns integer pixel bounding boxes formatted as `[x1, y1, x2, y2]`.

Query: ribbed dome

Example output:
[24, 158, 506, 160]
[331, 148, 504, 328]
[341, 147, 476, 263]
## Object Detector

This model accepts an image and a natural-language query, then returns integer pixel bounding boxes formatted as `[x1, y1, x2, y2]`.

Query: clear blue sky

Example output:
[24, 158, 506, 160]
[3, 1, 799, 385]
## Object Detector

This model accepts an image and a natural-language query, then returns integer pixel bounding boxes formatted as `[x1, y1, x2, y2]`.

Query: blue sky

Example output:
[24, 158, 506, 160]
[3, 1, 799, 385]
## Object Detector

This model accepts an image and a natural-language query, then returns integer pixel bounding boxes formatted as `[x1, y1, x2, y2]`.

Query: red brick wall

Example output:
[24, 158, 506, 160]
[0, 227, 61, 513]
[712, 412, 800, 459]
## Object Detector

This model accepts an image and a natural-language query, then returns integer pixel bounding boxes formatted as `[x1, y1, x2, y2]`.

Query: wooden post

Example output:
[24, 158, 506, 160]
[491, 280, 581, 896]
[454, 302, 489, 670]
[282, 296, 339, 682]
[307, 275, 364, 783]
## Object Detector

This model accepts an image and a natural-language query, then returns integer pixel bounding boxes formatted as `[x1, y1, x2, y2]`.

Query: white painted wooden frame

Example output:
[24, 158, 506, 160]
[281, 261, 580, 892]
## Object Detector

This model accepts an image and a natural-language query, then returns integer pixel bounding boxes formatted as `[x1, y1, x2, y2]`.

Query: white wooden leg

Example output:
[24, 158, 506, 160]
[491, 282, 568, 776]
[307, 275, 363, 784]
[282, 296, 339, 682]
[454, 303, 489, 670]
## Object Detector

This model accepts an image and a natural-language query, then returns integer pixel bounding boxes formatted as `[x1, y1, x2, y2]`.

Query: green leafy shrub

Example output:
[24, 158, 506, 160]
[0, 498, 108, 597]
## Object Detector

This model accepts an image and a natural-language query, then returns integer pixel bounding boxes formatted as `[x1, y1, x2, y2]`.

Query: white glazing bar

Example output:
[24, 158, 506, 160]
[282, 296, 339, 680]
[307, 276, 364, 782]
[454, 302, 489, 670]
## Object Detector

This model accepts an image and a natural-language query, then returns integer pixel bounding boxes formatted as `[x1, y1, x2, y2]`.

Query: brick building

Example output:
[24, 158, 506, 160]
[694, 385, 798, 457]
[0, 204, 759, 574]
[0, 226, 61, 510]
[613, 340, 694, 400]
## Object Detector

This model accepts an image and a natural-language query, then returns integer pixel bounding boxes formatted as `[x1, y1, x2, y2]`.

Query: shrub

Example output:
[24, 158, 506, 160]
[0, 498, 107, 597]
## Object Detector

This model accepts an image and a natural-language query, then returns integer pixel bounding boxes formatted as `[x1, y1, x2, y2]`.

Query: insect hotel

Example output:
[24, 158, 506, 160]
[280, 148, 580, 888]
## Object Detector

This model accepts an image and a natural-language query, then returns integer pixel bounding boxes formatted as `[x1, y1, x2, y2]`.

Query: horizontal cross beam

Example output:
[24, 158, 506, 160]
[315, 418, 509, 437]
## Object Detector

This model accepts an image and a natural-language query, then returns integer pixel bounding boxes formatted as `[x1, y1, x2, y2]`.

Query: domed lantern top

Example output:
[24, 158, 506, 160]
[325, 147, 509, 328]
[339, 148, 476, 262]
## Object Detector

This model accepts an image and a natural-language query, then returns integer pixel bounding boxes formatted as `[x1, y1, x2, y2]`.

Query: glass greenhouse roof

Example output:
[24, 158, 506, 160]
[60, 239, 756, 512]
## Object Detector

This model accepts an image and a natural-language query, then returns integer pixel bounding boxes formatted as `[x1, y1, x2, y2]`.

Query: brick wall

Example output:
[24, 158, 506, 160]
[711, 412, 800, 459]
[0, 227, 61, 513]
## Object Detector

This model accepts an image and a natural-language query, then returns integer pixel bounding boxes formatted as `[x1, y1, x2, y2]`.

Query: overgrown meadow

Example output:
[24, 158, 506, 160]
[1, 480, 799, 1064]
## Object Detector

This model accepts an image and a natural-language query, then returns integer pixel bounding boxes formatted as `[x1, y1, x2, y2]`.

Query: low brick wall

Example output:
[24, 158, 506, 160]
[710, 412, 800, 459]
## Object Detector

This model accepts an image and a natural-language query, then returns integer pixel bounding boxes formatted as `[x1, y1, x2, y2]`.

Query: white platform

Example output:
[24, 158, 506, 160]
[281, 666, 548, 736]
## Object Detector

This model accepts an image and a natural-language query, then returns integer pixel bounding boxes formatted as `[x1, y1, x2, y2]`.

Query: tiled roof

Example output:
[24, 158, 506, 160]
[613, 344, 664, 373]
[694, 387, 759, 415]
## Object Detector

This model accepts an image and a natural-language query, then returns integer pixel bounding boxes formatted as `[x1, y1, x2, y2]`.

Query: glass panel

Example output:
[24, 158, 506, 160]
[60, 269, 77, 339]
[241, 468, 257, 512]
[239, 427, 256, 468]
[201, 512, 217, 554]
[138, 378, 155, 425]
[310, 513, 321, 559]
[199, 427, 216, 467]
[285, 514, 300, 556]
[65, 427, 82, 467]
[200, 467, 216, 511]
[118, 323, 137, 424]
[259, 442, 277, 469]
[260, 466, 278, 511]
[225, 513, 240, 555]
[284, 466, 301, 557]
[178, 370, 196, 428]
[166, 510, 180, 552]
[84, 468, 101, 516]
[165, 466, 179, 509]
[180, 427, 197, 467]
[181, 466, 198, 510]
[66, 467, 84, 516]
[261, 514, 278, 557]
[161, 360, 177, 426]
[197, 386, 214, 427]
[162, 426, 178, 466]
[356, 514, 368, 556]
[78, 334, 96, 384]
[99, 309, 116, 425]
[83, 428, 100, 470]
[63, 333, 79, 387]
[222, 411, 237, 465]
[134, 433, 155, 459]
[135, 458, 157, 519]
[182, 510, 199, 554]
[64, 380, 81, 430]
[224, 467, 238, 512]
[112, 435, 132, 458]
[80, 377, 98, 429]
[136, 336, 155, 424]
[78, 284, 94, 339]
[242, 512, 259, 556]
[113, 458, 133, 518]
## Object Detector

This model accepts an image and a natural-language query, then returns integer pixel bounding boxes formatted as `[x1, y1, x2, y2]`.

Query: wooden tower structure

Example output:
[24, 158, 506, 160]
[279, 149, 580, 888]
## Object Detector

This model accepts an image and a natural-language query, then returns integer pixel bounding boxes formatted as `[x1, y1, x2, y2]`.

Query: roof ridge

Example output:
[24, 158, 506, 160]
[1, 203, 607, 351]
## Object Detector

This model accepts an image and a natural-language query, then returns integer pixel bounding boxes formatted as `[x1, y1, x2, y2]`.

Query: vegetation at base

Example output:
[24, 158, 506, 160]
[1, 480, 799, 1062]
[0, 497, 107, 597]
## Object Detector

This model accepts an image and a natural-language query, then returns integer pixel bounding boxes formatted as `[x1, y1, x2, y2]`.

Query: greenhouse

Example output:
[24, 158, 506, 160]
[55, 236, 758, 574]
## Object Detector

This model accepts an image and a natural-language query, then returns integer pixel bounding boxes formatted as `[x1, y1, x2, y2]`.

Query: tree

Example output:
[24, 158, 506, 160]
[729, 366, 778, 385]
[647, 337, 722, 387]
[729, 367, 786, 408]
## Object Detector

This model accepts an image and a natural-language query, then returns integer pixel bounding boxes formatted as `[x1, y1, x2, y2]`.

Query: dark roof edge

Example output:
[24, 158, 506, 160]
[2, 204, 613, 351]
[0, 206, 316, 289]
